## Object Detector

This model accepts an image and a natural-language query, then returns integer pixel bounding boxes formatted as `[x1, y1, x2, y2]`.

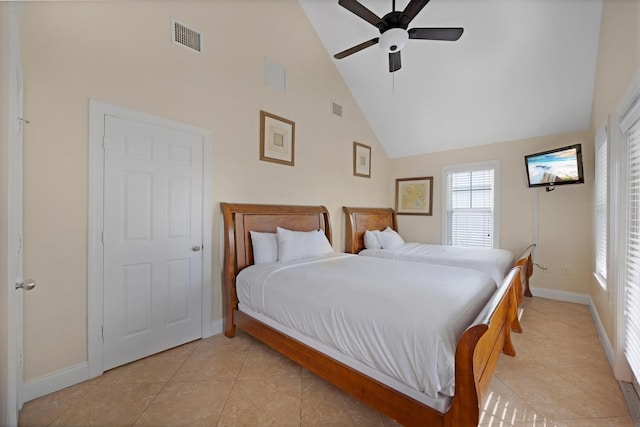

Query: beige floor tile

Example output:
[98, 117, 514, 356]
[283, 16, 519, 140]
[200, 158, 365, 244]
[217, 378, 302, 426]
[480, 417, 559, 427]
[172, 343, 248, 382]
[547, 416, 636, 426]
[518, 308, 596, 338]
[300, 376, 386, 426]
[237, 341, 303, 380]
[18, 381, 98, 427]
[93, 339, 200, 384]
[133, 380, 235, 427]
[198, 331, 261, 353]
[499, 334, 610, 372]
[495, 364, 626, 419]
[48, 382, 164, 427]
[480, 377, 545, 425]
[541, 367, 630, 419]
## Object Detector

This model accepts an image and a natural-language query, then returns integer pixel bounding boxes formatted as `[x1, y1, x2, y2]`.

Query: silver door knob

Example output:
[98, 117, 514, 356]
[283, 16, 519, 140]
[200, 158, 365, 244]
[16, 279, 36, 291]
[192, 245, 202, 252]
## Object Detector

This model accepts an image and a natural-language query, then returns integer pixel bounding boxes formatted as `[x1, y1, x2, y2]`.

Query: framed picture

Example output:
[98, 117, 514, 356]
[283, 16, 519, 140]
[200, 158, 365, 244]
[353, 142, 371, 178]
[395, 176, 433, 216]
[260, 110, 295, 166]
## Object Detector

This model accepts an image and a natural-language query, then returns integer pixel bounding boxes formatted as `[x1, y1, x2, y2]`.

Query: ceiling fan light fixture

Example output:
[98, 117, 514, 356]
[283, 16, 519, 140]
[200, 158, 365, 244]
[379, 28, 408, 53]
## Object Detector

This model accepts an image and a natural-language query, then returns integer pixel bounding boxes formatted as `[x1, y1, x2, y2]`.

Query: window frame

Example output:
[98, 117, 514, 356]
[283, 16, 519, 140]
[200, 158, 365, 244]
[594, 125, 608, 290]
[441, 160, 500, 248]
[613, 67, 640, 383]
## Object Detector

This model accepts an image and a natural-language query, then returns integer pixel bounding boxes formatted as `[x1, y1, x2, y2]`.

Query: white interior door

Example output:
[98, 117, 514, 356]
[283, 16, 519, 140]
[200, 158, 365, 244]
[102, 115, 203, 371]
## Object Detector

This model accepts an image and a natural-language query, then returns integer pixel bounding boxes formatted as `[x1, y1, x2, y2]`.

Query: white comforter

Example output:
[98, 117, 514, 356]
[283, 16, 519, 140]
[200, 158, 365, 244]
[360, 243, 514, 286]
[236, 253, 495, 401]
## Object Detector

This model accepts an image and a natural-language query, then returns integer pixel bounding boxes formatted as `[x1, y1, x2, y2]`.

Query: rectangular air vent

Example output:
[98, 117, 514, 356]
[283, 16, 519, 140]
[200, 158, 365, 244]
[172, 19, 201, 53]
[264, 57, 286, 92]
[332, 101, 343, 118]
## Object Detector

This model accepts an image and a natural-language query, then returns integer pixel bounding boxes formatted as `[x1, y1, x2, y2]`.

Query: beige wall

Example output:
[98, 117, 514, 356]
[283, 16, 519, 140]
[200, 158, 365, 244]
[590, 0, 640, 348]
[390, 130, 594, 295]
[19, 1, 390, 381]
[1, 3, 12, 423]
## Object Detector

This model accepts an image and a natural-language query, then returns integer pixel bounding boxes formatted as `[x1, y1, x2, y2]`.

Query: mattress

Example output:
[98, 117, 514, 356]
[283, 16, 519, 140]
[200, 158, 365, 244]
[235, 253, 496, 410]
[359, 243, 514, 286]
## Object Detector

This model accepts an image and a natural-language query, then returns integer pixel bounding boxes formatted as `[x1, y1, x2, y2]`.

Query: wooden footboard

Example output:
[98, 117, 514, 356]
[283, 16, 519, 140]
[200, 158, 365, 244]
[510, 244, 535, 333]
[514, 244, 535, 298]
[221, 202, 519, 427]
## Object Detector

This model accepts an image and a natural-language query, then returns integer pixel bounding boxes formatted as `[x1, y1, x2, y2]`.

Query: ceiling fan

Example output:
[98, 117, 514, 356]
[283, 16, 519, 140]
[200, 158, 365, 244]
[333, 0, 464, 72]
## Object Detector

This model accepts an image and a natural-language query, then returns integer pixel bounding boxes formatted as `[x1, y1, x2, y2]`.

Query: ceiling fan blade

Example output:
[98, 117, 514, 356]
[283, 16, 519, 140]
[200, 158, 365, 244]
[334, 37, 380, 59]
[389, 51, 401, 72]
[338, 0, 384, 28]
[408, 27, 464, 41]
[401, 0, 431, 26]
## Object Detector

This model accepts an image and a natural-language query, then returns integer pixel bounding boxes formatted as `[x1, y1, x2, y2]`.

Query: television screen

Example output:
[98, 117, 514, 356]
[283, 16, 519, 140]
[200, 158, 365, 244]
[525, 144, 584, 188]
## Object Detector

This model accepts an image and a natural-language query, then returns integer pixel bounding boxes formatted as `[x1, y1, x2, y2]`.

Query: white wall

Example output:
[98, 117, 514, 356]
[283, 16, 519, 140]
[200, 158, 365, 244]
[389, 130, 594, 296]
[19, 1, 390, 382]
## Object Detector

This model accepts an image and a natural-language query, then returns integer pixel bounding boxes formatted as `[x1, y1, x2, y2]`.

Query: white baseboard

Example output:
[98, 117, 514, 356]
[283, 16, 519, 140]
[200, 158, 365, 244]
[587, 296, 615, 367]
[207, 319, 224, 338]
[23, 362, 89, 402]
[620, 381, 640, 423]
[529, 286, 591, 305]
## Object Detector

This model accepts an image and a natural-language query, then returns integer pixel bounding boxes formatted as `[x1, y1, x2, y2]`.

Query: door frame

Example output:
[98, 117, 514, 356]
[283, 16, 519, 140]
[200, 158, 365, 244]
[88, 100, 213, 378]
[7, 2, 23, 423]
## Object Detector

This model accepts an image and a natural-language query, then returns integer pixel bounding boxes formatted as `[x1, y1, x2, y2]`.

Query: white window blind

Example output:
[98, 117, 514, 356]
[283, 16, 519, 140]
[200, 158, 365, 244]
[625, 119, 640, 382]
[594, 129, 608, 288]
[444, 166, 496, 248]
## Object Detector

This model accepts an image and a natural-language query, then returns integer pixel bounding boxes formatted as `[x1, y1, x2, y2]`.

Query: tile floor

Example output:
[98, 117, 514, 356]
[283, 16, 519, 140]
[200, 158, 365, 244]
[19, 297, 634, 426]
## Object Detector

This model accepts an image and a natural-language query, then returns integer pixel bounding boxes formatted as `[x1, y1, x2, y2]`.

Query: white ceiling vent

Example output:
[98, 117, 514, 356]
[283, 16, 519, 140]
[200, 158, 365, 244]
[172, 19, 201, 53]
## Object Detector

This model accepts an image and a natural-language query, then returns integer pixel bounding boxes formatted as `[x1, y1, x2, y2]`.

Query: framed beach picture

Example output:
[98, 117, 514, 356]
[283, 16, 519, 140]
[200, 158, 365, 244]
[353, 142, 371, 178]
[260, 110, 295, 166]
[395, 176, 433, 216]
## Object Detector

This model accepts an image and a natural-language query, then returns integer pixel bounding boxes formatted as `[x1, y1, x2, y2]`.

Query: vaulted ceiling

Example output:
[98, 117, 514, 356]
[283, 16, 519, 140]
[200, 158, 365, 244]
[299, 0, 603, 158]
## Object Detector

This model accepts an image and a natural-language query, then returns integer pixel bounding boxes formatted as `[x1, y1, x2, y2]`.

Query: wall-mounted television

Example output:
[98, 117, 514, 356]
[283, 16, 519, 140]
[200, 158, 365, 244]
[524, 143, 584, 189]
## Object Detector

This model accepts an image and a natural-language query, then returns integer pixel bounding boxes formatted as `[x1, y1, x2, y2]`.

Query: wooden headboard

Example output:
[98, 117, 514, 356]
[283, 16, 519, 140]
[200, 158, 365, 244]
[220, 202, 332, 335]
[343, 206, 397, 254]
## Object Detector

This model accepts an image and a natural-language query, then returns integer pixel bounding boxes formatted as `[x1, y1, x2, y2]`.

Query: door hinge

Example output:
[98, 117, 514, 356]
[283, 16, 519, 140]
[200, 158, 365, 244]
[17, 351, 23, 367]
[101, 325, 104, 339]
[101, 230, 104, 244]
[102, 137, 108, 150]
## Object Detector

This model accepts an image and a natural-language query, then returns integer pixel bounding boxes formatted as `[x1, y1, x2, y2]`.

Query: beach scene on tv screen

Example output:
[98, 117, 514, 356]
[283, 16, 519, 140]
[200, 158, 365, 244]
[528, 148, 579, 185]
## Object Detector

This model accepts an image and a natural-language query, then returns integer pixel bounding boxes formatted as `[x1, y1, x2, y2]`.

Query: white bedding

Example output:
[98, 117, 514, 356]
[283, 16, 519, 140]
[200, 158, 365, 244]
[236, 253, 496, 406]
[359, 243, 514, 286]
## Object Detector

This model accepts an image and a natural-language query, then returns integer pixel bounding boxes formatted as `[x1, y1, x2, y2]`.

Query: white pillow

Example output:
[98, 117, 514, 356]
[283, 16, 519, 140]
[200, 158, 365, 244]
[276, 227, 333, 263]
[363, 230, 382, 249]
[377, 227, 405, 249]
[250, 231, 278, 264]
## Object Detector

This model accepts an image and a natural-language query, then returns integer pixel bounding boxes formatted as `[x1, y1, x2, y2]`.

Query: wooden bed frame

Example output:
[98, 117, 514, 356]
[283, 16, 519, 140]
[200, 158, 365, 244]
[343, 206, 535, 304]
[221, 202, 520, 426]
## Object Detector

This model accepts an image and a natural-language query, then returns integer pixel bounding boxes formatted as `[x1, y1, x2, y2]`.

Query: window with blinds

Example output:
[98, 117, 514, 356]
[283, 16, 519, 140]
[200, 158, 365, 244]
[594, 129, 608, 289]
[443, 162, 498, 248]
[625, 120, 640, 383]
